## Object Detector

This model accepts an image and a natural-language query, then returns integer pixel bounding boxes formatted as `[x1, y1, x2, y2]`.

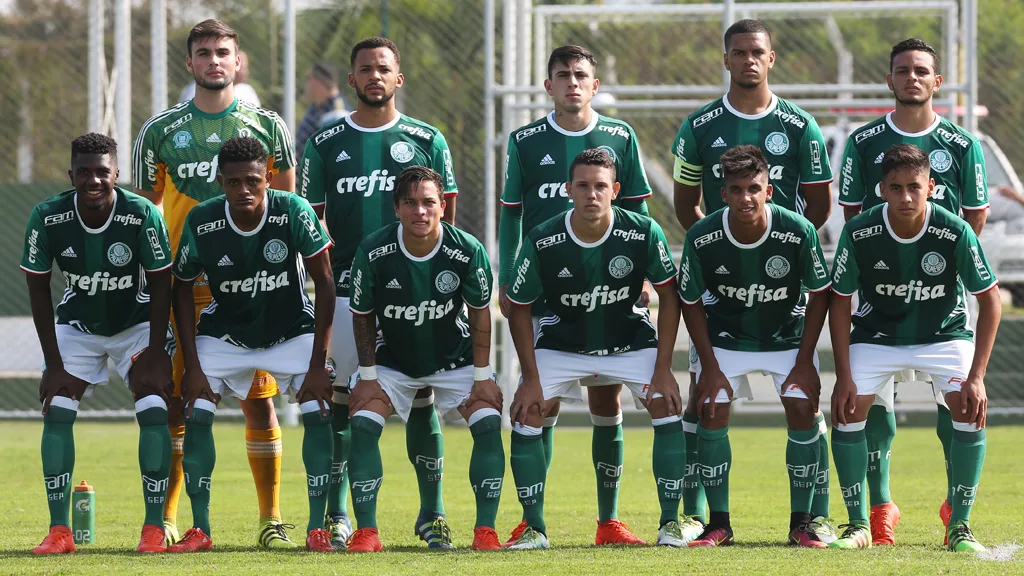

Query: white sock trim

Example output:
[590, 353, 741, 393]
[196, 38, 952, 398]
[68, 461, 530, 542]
[952, 420, 982, 432]
[650, 415, 682, 427]
[411, 394, 435, 408]
[192, 398, 217, 414]
[512, 422, 542, 436]
[353, 410, 386, 427]
[818, 420, 829, 435]
[135, 395, 168, 413]
[788, 428, 822, 445]
[49, 396, 79, 412]
[682, 421, 698, 434]
[467, 407, 500, 427]
[835, 421, 866, 433]
[591, 413, 623, 426]
[299, 399, 327, 415]
[543, 416, 558, 428]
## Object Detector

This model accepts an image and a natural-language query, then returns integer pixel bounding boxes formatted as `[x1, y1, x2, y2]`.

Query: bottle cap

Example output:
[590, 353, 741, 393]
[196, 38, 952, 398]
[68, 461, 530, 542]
[74, 480, 93, 492]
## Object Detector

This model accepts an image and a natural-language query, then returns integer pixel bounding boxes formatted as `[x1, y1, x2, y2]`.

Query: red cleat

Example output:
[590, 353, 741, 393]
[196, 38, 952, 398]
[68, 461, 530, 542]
[502, 519, 528, 548]
[346, 528, 383, 553]
[940, 499, 953, 545]
[870, 502, 901, 545]
[595, 519, 647, 546]
[137, 523, 167, 553]
[689, 525, 735, 547]
[33, 525, 76, 555]
[166, 527, 213, 552]
[472, 526, 502, 551]
[306, 528, 334, 552]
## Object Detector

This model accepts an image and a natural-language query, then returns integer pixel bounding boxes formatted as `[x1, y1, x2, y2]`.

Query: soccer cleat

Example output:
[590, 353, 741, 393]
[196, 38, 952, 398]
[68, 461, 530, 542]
[688, 525, 734, 547]
[507, 526, 550, 550]
[166, 527, 213, 552]
[163, 520, 179, 547]
[326, 513, 353, 550]
[678, 516, 706, 544]
[939, 499, 952, 545]
[789, 523, 828, 549]
[869, 502, 901, 545]
[306, 528, 335, 553]
[595, 519, 646, 546]
[947, 521, 985, 552]
[32, 525, 76, 555]
[502, 519, 528, 548]
[258, 520, 299, 549]
[346, 528, 384, 553]
[655, 521, 687, 547]
[137, 523, 167, 553]
[415, 515, 454, 549]
[472, 526, 502, 551]
[807, 516, 838, 544]
[827, 524, 872, 549]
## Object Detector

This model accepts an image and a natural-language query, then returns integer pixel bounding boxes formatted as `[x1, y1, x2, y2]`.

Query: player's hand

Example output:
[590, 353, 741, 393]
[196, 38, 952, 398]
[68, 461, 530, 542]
[510, 377, 544, 426]
[39, 365, 80, 415]
[130, 346, 172, 402]
[499, 285, 511, 318]
[830, 374, 858, 428]
[467, 373, 503, 411]
[636, 281, 651, 308]
[783, 359, 821, 410]
[297, 364, 333, 416]
[695, 366, 732, 420]
[182, 367, 216, 420]
[960, 376, 988, 429]
[648, 367, 682, 416]
[349, 377, 392, 415]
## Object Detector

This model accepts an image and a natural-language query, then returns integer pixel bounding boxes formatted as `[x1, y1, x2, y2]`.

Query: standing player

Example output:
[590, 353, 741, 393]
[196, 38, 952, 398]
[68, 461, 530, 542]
[836, 38, 990, 544]
[670, 19, 835, 540]
[677, 146, 833, 548]
[133, 19, 298, 548]
[343, 166, 503, 553]
[25, 134, 174, 554]
[497, 44, 653, 547]
[506, 149, 686, 550]
[300, 37, 459, 548]
[168, 137, 336, 553]
[828, 144, 998, 552]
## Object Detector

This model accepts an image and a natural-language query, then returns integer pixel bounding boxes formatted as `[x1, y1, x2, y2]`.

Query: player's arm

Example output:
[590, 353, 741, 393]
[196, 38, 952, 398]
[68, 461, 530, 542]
[676, 238, 726, 417]
[506, 238, 545, 426]
[800, 182, 832, 229]
[671, 118, 705, 230]
[837, 137, 865, 222]
[171, 217, 212, 411]
[786, 225, 833, 404]
[292, 199, 335, 409]
[348, 244, 393, 415]
[430, 132, 459, 225]
[132, 124, 166, 207]
[273, 167, 296, 193]
[619, 127, 652, 217]
[443, 195, 457, 225]
[646, 223, 682, 414]
[956, 228, 1000, 428]
[270, 112, 298, 193]
[798, 119, 834, 229]
[498, 135, 526, 317]
[132, 207, 174, 397]
[828, 230, 860, 426]
[298, 139, 327, 219]
[960, 140, 990, 235]
[464, 244, 502, 410]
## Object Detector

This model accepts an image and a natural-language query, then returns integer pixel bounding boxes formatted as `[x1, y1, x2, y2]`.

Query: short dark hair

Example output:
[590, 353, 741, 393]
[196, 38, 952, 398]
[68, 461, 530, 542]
[547, 45, 597, 79]
[719, 145, 769, 181]
[724, 19, 772, 50]
[394, 166, 443, 205]
[890, 38, 939, 72]
[569, 148, 617, 182]
[881, 143, 930, 179]
[309, 62, 337, 87]
[187, 19, 239, 56]
[350, 37, 401, 67]
[218, 136, 268, 169]
[71, 133, 117, 160]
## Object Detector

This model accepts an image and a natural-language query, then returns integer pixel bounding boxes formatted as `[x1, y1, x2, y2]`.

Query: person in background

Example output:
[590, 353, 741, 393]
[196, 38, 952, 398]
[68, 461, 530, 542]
[179, 50, 260, 106]
[296, 62, 349, 159]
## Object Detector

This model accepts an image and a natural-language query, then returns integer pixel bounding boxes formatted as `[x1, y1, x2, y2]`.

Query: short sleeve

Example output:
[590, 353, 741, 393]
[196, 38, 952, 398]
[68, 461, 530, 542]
[139, 206, 173, 272]
[291, 197, 333, 258]
[671, 117, 703, 186]
[506, 237, 543, 305]
[801, 223, 831, 292]
[270, 113, 297, 173]
[955, 227, 997, 294]
[132, 123, 164, 193]
[500, 135, 524, 206]
[837, 137, 865, 207]
[462, 242, 493, 309]
[676, 237, 705, 304]
[645, 220, 677, 285]
[299, 139, 326, 207]
[173, 214, 203, 281]
[348, 245, 376, 314]
[799, 118, 833, 185]
[830, 228, 860, 296]
[20, 207, 52, 274]
[619, 126, 653, 200]
[430, 132, 458, 196]
[960, 140, 989, 211]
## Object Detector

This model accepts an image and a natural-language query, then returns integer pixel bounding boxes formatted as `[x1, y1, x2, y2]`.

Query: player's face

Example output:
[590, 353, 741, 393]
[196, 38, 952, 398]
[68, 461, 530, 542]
[218, 160, 271, 221]
[349, 47, 403, 108]
[69, 153, 118, 211]
[545, 59, 599, 114]
[881, 167, 934, 223]
[888, 51, 942, 105]
[724, 33, 774, 89]
[566, 164, 620, 221]
[721, 171, 773, 225]
[395, 181, 445, 238]
[187, 36, 239, 92]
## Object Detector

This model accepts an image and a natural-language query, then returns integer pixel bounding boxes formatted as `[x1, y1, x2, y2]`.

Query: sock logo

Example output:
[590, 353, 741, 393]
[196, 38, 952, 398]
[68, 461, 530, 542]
[331, 461, 347, 483]
[414, 455, 444, 471]
[699, 462, 729, 486]
[815, 467, 830, 485]
[352, 477, 383, 492]
[307, 473, 330, 488]
[474, 477, 503, 498]
[656, 477, 684, 493]
[841, 482, 862, 504]
[597, 462, 623, 478]
[953, 483, 978, 506]
[44, 472, 71, 491]
[787, 463, 819, 478]
[142, 475, 169, 494]
[185, 473, 213, 491]
[684, 462, 700, 477]
[517, 481, 544, 504]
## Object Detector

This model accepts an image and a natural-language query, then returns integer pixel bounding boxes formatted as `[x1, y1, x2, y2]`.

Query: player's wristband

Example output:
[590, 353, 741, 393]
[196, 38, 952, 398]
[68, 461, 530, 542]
[358, 365, 377, 380]
[473, 365, 492, 381]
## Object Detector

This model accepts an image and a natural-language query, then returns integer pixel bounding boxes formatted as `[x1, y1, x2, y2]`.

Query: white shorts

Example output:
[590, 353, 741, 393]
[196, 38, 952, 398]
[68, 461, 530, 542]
[55, 323, 155, 389]
[878, 371, 945, 409]
[197, 334, 315, 400]
[330, 297, 358, 390]
[531, 316, 620, 386]
[851, 340, 974, 412]
[351, 364, 476, 422]
[534, 348, 659, 410]
[693, 347, 819, 404]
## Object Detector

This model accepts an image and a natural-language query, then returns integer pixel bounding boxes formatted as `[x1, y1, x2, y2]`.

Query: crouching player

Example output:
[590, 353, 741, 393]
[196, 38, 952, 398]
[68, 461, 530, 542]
[829, 144, 999, 551]
[169, 137, 337, 552]
[506, 148, 686, 549]
[24, 133, 175, 554]
[344, 166, 504, 553]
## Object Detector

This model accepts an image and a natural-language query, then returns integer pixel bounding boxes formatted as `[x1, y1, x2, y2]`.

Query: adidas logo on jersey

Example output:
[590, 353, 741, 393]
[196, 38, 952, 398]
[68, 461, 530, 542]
[715, 265, 729, 274]
[61, 247, 77, 258]
[874, 152, 885, 164]
[218, 255, 233, 267]
[540, 154, 555, 166]
[207, 133, 221, 143]
[874, 260, 889, 270]
[711, 137, 728, 148]
[336, 151, 351, 162]
[386, 279, 402, 289]
[557, 267, 572, 278]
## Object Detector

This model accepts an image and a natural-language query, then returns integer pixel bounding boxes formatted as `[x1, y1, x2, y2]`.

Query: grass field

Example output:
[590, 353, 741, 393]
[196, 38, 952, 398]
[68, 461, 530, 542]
[2, 422, 1022, 574]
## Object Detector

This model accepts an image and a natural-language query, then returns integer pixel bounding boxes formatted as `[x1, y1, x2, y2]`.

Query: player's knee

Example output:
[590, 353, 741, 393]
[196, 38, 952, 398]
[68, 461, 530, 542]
[587, 384, 622, 416]
[465, 398, 502, 417]
[700, 402, 731, 429]
[543, 398, 561, 418]
[520, 402, 544, 428]
[239, 396, 277, 428]
[645, 395, 671, 420]
[781, 397, 816, 429]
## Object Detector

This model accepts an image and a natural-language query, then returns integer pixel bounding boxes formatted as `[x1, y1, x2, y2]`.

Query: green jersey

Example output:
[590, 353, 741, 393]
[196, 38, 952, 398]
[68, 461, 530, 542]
[349, 222, 491, 378]
[508, 207, 677, 355]
[838, 113, 988, 215]
[831, 203, 997, 346]
[173, 190, 332, 349]
[671, 94, 833, 215]
[299, 113, 458, 297]
[20, 187, 172, 337]
[498, 112, 652, 286]
[676, 204, 831, 352]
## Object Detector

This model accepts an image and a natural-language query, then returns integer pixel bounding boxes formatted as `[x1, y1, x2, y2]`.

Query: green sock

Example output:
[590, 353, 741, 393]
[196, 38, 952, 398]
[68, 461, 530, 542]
[510, 428, 546, 534]
[864, 404, 895, 506]
[682, 411, 706, 521]
[831, 427, 868, 525]
[592, 417, 623, 523]
[41, 402, 77, 528]
[786, 426, 819, 515]
[468, 412, 504, 529]
[327, 400, 351, 517]
[406, 402, 445, 518]
[949, 427, 986, 523]
[543, 416, 556, 472]
[182, 402, 216, 535]
[653, 418, 686, 526]
[136, 401, 171, 527]
[811, 413, 831, 518]
[301, 402, 334, 532]
[696, 424, 731, 514]
[936, 404, 954, 504]
[349, 414, 385, 529]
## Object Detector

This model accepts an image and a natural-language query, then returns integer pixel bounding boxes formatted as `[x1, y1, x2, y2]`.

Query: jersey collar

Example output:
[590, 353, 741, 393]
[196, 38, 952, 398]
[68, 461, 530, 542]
[398, 223, 444, 262]
[188, 97, 239, 120]
[345, 112, 401, 133]
[722, 205, 773, 249]
[723, 92, 779, 120]
[882, 202, 932, 244]
[565, 209, 614, 248]
[545, 110, 599, 137]
[74, 190, 118, 234]
[885, 111, 942, 138]
[224, 197, 269, 236]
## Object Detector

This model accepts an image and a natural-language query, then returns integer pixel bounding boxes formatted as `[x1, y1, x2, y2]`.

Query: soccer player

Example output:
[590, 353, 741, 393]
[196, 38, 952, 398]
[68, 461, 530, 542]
[343, 166, 503, 553]
[670, 19, 835, 541]
[828, 144, 998, 552]
[300, 37, 459, 548]
[677, 145, 833, 548]
[133, 19, 297, 548]
[836, 38, 990, 544]
[497, 44, 654, 547]
[168, 137, 335, 553]
[506, 149, 685, 550]
[24, 133, 174, 554]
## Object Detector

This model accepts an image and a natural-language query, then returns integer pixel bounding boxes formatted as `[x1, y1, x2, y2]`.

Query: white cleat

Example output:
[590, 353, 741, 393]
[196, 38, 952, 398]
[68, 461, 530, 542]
[807, 516, 838, 545]
[656, 521, 687, 547]
[507, 527, 550, 550]
[678, 516, 706, 544]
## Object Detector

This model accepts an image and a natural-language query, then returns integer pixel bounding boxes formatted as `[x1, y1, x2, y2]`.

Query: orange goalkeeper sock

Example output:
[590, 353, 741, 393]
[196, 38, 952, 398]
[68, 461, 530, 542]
[247, 427, 283, 521]
[163, 425, 186, 524]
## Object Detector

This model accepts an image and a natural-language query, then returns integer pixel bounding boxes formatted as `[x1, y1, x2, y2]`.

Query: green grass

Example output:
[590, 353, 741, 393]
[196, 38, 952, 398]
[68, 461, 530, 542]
[2, 422, 1022, 574]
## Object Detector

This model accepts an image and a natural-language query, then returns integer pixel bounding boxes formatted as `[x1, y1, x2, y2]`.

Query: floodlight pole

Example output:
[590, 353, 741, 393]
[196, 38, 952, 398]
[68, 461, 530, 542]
[151, 0, 167, 114]
[114, 0, 131, 183]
